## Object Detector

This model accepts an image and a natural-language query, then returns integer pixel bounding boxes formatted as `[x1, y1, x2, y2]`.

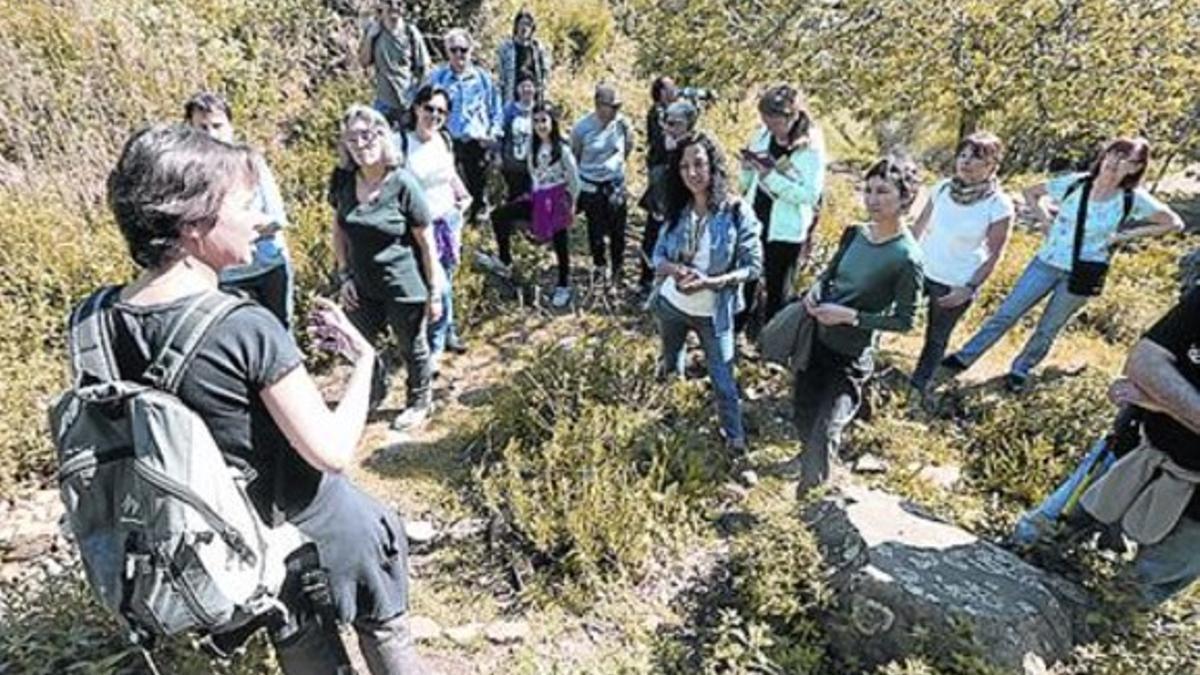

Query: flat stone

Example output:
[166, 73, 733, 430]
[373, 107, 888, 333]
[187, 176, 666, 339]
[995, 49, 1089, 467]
[408, 615, 442, 642]
[807, 485, 1092, 671]
[738, 470, 760, 487]
[404, 520, 438, 544]
[852, 454, 889, 474]
[444, 623, 482, 647]
[484, 620, 530, 645]
[918, 465, 962, 490]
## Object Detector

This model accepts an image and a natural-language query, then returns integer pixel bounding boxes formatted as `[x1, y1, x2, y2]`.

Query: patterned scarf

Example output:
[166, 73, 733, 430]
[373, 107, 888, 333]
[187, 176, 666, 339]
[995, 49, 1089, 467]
[947, 175, 999, 206]
[680, 208, 710, 265]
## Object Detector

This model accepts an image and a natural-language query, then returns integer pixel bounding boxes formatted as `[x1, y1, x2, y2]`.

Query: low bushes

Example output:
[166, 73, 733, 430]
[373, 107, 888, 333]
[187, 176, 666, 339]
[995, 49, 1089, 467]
[656, 507, 831, 674]
[477, 329, 726, 596]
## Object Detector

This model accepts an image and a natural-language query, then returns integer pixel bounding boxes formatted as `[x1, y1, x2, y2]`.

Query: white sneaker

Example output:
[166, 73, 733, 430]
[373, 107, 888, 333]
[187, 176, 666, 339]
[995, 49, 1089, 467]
[551, 286, 572, 308]
[391, 403, 432, 431]
[475, 251, 512, 278]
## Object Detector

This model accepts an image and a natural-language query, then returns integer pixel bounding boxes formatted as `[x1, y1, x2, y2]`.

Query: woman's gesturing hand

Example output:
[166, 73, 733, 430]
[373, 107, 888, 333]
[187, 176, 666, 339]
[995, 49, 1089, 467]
[308, 297, 375, 363]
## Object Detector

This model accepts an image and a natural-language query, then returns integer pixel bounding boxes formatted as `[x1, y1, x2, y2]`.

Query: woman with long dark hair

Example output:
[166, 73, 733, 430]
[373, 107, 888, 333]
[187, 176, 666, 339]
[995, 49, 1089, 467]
[651, 132, 762, 451]
[943, 136, 1184, 392]
[488, 101, 580, 307]
[402, 84, 471, 366]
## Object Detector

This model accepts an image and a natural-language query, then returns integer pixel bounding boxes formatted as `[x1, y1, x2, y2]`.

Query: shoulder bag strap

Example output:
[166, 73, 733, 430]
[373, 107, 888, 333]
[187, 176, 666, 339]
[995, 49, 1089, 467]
[1071, 178, 1093, 272]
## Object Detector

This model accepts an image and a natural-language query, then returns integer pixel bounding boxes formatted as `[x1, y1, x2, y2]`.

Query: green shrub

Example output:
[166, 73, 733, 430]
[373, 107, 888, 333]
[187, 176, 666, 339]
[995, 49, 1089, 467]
[956, 369, 1113, 513]
[0, 568, 275, 674]
[477, 329, 724, 596]
[657, 507, 830, 675]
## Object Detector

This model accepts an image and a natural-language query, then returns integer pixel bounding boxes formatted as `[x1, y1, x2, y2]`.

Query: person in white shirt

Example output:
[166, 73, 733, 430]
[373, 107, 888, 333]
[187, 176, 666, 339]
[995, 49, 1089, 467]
[400, 84, 471, 363]
[908, 132, 1014, 393]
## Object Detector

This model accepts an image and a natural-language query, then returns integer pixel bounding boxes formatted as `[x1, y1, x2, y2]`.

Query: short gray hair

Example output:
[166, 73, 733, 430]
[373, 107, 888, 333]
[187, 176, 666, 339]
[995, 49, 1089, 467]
[443, 27, 473, 49]
[336, 104, 401, 170]
[107, 124, 259, 269]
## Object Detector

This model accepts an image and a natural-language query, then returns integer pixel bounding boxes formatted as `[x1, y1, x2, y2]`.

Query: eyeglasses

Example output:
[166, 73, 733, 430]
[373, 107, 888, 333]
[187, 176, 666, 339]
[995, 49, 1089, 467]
[448, 46, 470, 55]
[422, 104, 448, 117]
[344, 128, 382, 145]
[665, 118, 686, 127]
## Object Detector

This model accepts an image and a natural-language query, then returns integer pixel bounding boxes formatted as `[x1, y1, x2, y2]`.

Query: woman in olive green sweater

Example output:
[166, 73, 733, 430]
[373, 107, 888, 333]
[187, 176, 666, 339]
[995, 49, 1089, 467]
[789, 157, 924, 494]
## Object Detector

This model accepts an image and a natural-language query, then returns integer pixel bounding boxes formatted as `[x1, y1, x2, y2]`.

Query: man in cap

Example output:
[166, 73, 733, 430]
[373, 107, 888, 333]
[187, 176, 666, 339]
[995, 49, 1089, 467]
[571, 83, 635, 290]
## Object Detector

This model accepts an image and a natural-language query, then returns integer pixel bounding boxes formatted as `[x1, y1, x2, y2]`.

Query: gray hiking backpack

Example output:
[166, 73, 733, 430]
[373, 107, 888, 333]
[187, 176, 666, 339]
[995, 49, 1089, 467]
[48, 287, 292, 644]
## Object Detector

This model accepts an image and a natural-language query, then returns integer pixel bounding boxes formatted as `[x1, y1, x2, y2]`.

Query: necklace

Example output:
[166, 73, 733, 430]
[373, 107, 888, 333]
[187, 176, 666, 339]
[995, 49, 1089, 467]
[682, 208, 709, 264]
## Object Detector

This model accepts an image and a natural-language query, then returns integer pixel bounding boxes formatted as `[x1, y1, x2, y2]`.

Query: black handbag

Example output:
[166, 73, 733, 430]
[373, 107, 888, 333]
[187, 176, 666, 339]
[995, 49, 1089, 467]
[1066, 178, 1133, 297]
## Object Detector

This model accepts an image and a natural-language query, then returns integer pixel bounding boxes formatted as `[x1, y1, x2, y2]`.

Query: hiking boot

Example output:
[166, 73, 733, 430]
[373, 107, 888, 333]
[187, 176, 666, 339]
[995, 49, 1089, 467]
[1004, 372, 1029, 393]
[391, 402, 432, 431]
[445, 333, 468, 355]
[551, 285, 572, 308]
[475, 251, 512, 278]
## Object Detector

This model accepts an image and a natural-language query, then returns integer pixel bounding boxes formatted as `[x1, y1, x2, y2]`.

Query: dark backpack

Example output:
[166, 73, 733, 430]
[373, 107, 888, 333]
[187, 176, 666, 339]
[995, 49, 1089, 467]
[48, 288, 295, 644]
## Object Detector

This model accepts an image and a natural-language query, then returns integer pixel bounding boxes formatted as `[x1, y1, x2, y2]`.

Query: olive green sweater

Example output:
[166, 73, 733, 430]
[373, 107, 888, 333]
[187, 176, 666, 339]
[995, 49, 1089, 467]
[816, 225, 924, 357]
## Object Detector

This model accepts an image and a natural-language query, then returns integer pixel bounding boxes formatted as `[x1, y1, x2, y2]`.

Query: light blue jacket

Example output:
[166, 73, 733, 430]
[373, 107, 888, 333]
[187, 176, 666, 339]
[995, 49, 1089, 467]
[740, 126, 825, 243]
[427, 64, 504, 142]
[652, 199, 763, 334]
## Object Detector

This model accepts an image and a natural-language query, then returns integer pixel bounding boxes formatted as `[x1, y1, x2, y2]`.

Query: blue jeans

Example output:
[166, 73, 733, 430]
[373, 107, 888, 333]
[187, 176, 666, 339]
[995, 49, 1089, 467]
[953, 256, 1089, 378]
[427, 260, 458, 356]
[654, 295, 745, 443]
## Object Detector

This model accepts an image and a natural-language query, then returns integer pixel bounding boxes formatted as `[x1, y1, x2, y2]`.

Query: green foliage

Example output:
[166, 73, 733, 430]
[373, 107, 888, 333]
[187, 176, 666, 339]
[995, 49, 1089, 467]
[658, 508, 830, 674]
[478, 329, 722, 596]
[957, 369, 1113, 510]
[631, 0, 1200, 171]
[0, 568, 275, 674]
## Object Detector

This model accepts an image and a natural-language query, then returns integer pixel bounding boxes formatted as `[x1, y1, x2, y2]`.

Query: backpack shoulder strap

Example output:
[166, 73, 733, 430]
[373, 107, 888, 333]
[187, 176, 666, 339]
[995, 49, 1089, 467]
[68, 286, 122, 386]
[1120, 189, 1135, 227]
[1063, 176, 1087, 200]
[142, 291, 250, 394]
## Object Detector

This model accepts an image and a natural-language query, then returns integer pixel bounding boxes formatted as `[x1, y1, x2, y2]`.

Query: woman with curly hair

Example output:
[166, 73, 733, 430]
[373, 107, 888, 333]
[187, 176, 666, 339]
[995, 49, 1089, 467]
[651, 132, 763, 451]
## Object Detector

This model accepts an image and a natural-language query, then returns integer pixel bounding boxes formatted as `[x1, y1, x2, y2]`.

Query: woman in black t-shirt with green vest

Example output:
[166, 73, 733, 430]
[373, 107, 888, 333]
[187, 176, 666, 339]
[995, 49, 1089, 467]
[787, 157, 924, 494]
[329, 104, 445, 432]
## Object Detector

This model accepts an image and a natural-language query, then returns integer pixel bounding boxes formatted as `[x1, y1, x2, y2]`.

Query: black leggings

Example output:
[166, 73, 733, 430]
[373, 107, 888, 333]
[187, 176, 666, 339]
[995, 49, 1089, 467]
[491, 199, 571, 287]
[578, 186, 627, 279]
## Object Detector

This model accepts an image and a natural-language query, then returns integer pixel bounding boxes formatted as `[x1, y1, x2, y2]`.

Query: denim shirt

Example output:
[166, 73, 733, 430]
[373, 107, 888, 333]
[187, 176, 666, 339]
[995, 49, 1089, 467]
[428, 64, 504, 142]
[652, 199, 763, 333]
[220, 156, 289, 282]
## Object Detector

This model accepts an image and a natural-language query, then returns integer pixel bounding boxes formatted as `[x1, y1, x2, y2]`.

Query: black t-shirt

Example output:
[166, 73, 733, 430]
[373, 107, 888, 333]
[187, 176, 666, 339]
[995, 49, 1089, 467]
[328, 166, 432, 303]
[1142, 287, 1200, 469]
[514, 41, 535, 82]
[108, 293, 316, 523]
[752, 137, 789, 240]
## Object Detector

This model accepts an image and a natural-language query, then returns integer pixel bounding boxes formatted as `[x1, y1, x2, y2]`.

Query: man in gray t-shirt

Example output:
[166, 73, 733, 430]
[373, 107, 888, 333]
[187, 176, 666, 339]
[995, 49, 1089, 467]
[358, 0, 431, 127]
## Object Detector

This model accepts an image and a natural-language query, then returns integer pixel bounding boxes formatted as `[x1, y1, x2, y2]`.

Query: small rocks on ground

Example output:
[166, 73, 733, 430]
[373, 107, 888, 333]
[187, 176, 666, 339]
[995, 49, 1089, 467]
[852, 454, 889, 474]
[407, 615, 443, 643]
[444, 623, 482, 646]
[404, 520, 438, 544]
[484, 620, 530, 645]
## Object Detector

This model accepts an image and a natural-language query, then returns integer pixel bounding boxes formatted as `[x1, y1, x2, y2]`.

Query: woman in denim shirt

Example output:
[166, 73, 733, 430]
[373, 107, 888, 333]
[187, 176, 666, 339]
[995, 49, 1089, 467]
[652, 133, 763, 451]
[943, 137, 1183, 392]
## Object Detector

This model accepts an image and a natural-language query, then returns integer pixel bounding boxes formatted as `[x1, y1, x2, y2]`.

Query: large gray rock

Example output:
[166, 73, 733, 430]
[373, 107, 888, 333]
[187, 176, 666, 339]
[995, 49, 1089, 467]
[806, 485, 1093, 673]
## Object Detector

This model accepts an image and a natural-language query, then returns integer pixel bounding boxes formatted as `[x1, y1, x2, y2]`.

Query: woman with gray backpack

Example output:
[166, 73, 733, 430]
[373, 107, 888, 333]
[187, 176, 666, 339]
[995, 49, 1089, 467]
[941, 136, 1183, 392]
[51, 124, 427, 673]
